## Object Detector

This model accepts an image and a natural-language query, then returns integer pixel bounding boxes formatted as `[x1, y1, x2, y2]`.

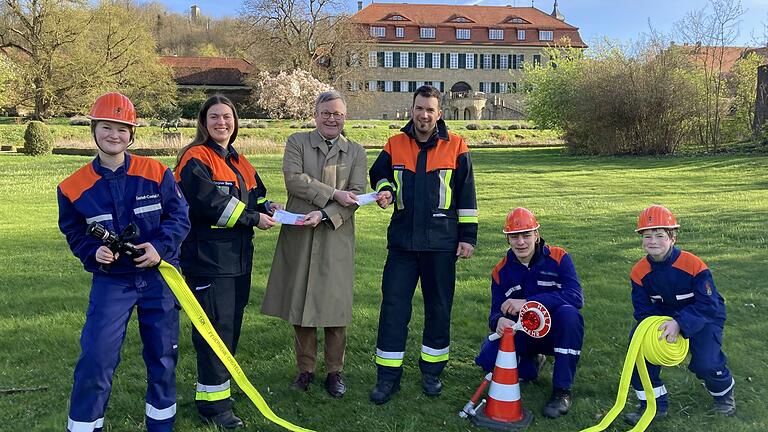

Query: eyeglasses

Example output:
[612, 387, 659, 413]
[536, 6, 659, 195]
[319, 111, 346, 120]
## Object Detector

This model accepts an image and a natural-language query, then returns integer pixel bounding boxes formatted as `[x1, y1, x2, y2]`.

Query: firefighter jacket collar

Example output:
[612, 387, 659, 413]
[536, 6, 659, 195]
[400, 118, 450, 148]
[310, 130, 349, 154]
[93, 152, 132, 177]
[204, 138, 240, 162]
[646, 246, 681, 268]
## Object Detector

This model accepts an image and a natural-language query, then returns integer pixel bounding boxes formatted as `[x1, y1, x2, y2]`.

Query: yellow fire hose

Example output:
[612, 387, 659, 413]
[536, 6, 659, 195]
[580, 316, 689, 432]
[158, 261, 315, 432]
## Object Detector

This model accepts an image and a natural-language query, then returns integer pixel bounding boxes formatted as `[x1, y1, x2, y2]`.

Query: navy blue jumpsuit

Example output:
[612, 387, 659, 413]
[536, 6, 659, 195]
[629, 246, 733, 411]
[58, 154, 189, 432]
[475, 240, 584, 391]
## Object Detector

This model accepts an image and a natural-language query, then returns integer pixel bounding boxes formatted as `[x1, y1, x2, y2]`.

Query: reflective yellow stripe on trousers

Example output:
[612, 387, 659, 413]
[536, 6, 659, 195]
[157, 261, 315, 432]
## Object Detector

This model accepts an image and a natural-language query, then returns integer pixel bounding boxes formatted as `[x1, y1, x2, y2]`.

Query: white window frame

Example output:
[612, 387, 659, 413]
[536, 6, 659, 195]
[348, 81, 359, 92]
[368, 80, 377, 91]
[483, 54, 492, 69]
[369, 51, 378, 68]
[420, 27, 435, 39]
[499, 82, 507, 93]
[400, 52, 409, 68]
[416, 52, 425, 68]
[417, 81, 425, 88]
[449, 53, 458, 69]
[432, 52, 441, 69]
[370, 26, 386, 38]
[517, 29, 526, 40]
[384, 81, 393, 92]
[539, 30, 554, 41]
[396, 27, 405, 38]
[456, 28, 470, 40]
[384, 51, 393, 68]
[465, 53, 474, 69]
[489, 29, 504, 40]
[500, 55, 508, 69]
[400, 80, 409, 93]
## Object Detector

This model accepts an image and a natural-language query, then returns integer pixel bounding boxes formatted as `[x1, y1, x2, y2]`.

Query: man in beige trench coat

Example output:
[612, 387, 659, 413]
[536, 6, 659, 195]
[262, 90, 367, 397]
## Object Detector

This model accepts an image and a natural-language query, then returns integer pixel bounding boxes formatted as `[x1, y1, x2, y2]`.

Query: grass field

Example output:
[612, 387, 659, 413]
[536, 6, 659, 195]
[0, 148, 766, 431]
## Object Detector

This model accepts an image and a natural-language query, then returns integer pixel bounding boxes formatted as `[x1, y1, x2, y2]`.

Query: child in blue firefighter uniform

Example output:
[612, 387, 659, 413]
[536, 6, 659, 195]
[624, 205, 735, 426]
[475, 207, 584, 419]
[57, 93, 190, 432]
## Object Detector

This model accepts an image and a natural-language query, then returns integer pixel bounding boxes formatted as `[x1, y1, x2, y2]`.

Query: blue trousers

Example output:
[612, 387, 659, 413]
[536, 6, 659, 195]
[475, 305, 584, 390]
[67, 271, 179, 432]
[630, 322, 733, 411]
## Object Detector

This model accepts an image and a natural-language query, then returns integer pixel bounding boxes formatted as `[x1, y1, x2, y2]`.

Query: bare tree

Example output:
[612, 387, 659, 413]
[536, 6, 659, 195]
[675, 0, 744, 152]
[240, 0, 371, 87]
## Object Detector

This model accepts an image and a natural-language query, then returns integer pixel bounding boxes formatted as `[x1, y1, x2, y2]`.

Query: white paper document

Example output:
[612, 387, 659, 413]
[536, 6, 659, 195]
[273, 210, 306, 225]
[354, 192, 379, 206]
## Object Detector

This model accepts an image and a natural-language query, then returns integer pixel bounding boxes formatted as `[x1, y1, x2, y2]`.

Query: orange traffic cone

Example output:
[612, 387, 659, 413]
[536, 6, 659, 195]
[471, 327, 534, 431]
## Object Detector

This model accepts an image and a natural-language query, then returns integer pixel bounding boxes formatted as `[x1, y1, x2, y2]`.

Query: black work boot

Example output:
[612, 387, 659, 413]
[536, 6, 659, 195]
[713, 388, 736, 416]
[422, 373, 443, 396]
[542, 388, 572, 418]
[369, 380, 401, 405]
[200, 410, 244, 429]
[624, 405, 668, 426]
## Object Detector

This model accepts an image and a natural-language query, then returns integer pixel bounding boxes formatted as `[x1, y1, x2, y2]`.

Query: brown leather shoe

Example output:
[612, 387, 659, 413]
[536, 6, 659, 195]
[325, 372, 346, 397]
[291, 371, 314, 391]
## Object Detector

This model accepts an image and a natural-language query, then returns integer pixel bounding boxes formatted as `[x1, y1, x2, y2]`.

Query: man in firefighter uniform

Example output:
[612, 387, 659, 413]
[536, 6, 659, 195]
[369, 85, 478, 404]
[475, 208, 584, 419]
[59, 93, 190, 431]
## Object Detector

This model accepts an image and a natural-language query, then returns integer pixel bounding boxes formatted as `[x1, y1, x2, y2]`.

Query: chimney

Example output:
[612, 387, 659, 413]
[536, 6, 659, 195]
[358, 1, 363, 11]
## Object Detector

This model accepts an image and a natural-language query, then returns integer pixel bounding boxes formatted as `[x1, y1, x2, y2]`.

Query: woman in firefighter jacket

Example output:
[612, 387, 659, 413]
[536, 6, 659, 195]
[475, 208, 584, 420]
[174, 95, 279, 429]
[58, 93, 190, 432]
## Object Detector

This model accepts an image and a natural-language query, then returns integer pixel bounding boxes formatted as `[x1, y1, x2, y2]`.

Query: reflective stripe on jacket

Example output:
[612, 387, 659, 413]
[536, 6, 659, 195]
[369, 119, 477, 251]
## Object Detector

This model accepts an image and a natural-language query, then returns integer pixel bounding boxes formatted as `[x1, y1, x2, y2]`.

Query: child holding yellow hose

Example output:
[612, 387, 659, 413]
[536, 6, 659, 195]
[625, 205, 735, 425]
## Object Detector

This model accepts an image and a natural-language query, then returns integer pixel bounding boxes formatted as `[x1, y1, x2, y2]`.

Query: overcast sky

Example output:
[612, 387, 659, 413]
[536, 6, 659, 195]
[155, 0, 768, 47]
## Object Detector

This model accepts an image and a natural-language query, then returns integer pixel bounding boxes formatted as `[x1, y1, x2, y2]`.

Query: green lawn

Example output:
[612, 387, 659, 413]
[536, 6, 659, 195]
[0, 148, 766, 431]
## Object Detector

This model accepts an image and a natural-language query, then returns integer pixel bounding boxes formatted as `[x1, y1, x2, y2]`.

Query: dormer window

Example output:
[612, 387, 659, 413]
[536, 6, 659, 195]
[420, 27, 436, 39]
[489, 29, 504, 40]
[504, 16, 531, 25]
[539, 30, 554, 41]
[456, 29, 471, 40]
[447, 14, 475, 24]
[396, 27, 405, 38]
[390, 15, 406, 21]
[370, 26, 386, 38]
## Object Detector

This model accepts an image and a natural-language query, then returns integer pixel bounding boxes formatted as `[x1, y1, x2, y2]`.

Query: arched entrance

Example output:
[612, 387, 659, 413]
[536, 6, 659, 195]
[463, 108, 472, 120]
[451, 81, 472, 92]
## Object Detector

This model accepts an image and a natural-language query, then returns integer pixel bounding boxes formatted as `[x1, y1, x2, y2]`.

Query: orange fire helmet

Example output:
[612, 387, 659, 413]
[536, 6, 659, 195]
[636, 205, 680, 232]
[503, 207, 540, 234]
[88, 92, 138, 126]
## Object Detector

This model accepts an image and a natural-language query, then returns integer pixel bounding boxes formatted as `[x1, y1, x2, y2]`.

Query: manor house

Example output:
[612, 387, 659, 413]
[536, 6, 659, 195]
[348, 1, 586, 120]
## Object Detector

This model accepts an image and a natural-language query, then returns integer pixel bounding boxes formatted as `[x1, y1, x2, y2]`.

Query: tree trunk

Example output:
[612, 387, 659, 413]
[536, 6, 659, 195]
[753, 65, 768, 141]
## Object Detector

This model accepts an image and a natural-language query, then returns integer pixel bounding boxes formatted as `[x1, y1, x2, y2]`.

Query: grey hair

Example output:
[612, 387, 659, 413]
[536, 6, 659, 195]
[315, 90, 346, 113]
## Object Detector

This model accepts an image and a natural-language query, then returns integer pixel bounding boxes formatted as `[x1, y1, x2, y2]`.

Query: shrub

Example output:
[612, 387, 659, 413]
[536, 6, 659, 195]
[69, 116, 90, 126]
[23, 121, 54, 156]
[465, 123, 481, 130]
[507, 124, 521, 130]
[389, 124, 399, 129]
[352, 124, 375, 129]
[492, 124, 505, 130]
[301, 120, 316, 129]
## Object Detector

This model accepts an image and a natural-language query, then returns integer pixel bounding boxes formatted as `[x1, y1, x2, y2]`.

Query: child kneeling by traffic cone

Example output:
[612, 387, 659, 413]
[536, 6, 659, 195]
[475, 208, 585, 419]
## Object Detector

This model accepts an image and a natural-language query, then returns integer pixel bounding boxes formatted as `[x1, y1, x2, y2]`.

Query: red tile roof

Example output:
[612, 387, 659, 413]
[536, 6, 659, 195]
[159, 56, 254, 86]
[352, 3, 586, 47]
